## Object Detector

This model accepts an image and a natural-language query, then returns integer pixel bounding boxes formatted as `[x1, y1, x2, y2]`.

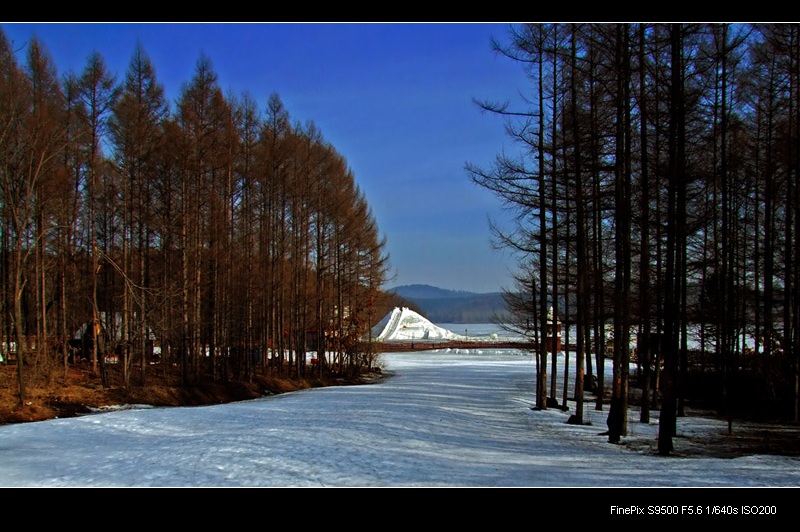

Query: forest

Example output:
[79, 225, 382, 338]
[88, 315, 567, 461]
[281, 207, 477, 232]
[469, 23, 800, 455]
[4, 23, 800, 461]
[0, 27, 393, 410]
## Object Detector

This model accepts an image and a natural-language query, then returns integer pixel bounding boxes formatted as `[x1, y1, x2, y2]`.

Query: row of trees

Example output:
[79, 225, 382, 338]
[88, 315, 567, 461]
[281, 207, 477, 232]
[469, 23, 800, 455]
[0, 29, 389, 404]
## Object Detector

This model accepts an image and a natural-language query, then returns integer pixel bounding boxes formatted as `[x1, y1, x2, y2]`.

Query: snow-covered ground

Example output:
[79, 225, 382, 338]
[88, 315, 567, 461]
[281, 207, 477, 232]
[0, 347, 798, 489]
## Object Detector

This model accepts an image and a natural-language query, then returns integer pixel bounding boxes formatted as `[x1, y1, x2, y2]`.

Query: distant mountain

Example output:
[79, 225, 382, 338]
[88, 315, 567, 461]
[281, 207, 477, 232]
[390, 284, 480, 299]
[387, 284, 510, 324]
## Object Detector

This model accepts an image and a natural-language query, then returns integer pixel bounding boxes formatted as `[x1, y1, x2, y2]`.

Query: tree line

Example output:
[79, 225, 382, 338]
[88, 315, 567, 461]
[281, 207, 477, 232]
[469, 23, 800, 455]
[0, 29, 389, 405]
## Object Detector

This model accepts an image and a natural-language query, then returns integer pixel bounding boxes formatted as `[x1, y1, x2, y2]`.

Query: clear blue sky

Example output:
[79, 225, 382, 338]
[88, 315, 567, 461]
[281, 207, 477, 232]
[0, 22, 531, 293]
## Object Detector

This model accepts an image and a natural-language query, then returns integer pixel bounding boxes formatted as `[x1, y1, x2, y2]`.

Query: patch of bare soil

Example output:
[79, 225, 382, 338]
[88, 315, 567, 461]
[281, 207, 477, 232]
[674, 417, 800, 459]
[603, 386, 800, 458]
[618, 407, 800, 459]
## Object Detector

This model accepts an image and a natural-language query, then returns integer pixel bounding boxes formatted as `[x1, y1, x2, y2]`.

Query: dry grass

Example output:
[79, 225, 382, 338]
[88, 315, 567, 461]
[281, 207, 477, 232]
[0, 362, 375, 425]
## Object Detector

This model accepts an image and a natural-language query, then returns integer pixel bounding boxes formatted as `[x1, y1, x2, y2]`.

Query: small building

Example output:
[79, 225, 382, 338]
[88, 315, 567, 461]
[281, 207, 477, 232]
[545, 307, 562, 353]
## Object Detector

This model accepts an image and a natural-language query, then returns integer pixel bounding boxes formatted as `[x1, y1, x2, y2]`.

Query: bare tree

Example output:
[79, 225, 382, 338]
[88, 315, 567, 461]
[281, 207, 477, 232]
[109, 43, 168, 385]
[76, 50, 119, 379]
[0, 35, 66, 403]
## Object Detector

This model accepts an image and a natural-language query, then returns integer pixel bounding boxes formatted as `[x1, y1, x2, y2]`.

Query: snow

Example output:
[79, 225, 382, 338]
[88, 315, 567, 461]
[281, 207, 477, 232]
[372, 306, 466, 341]
[1, 345, 798, 489]
[371, 307, 525, 343]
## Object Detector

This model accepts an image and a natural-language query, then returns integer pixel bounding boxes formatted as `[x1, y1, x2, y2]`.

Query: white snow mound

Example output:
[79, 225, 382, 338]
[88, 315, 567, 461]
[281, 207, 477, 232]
[372, 307, 463, 341]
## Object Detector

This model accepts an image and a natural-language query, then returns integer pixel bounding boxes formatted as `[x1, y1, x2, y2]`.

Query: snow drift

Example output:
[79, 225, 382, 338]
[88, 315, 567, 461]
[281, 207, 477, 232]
[371, 307, 464, 341]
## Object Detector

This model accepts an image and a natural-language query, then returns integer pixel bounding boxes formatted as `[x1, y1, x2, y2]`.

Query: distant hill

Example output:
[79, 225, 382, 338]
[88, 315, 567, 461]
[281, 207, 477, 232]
[387, 284, 510, 324]
[388, 284, 476, 299]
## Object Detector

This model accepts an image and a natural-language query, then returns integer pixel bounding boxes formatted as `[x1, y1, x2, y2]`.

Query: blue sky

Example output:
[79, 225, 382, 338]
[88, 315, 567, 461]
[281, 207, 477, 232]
[0, 22, 530, 293]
